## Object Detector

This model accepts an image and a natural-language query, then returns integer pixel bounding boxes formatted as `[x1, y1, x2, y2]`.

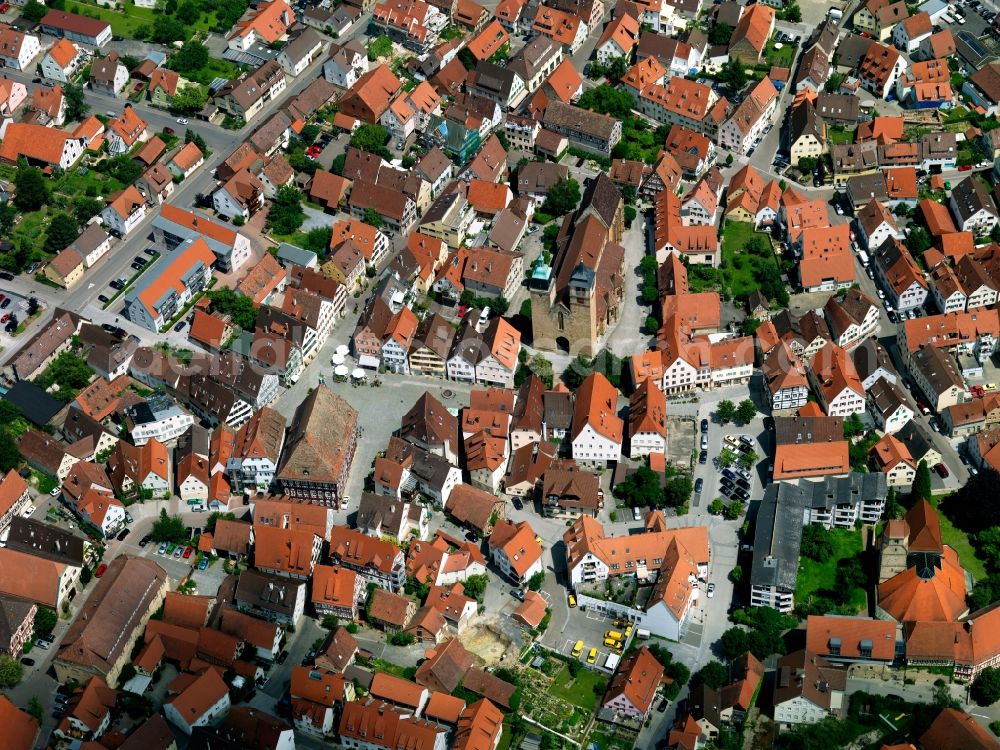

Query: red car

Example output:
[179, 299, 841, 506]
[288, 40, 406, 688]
[183, 546, 194, 559]
[133, 82, 143, 91]
[959, 164, 973, 171]
[0, 4, 11, 12]
[934, 463, 950, 478]
[95, 563, 107, 578]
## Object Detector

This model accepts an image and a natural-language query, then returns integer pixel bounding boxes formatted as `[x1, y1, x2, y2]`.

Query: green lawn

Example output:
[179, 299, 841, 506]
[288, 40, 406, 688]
[59, 166, 125, 200]
[179, 57, 242, 86]
[932, 498, 987, 582]
[67, 0, 158, 37]
[550, 665, 608, 712]
[763, 40, 796, 69]
[828, 127, 854, 146]
[720, 221, 782, 299]
[795, 528, 867, 613]
[69, 0, 218, 38]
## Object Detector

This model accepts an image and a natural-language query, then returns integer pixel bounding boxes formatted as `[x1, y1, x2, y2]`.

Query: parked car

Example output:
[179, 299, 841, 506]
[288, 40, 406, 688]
[934, 463, 950, 478]
[139, 535, 152, 547]
[22, 505, 34, 517]
[95, 563, 108, 577]
[277, 650, 289, 664]
[98, 295, 110, 303]
[116, 528, 129, 541]
[174, 321, 186, 332]
[694, 478, 703, 494]
[700, 419, 709, 433]
[707, 582, 716, 598]
[199, 556, 209, 570]
[699, 449, 708, 464]
[21, 657, 34, 666]
[183, 546, 194, 559]
[159, 542, 168, 554]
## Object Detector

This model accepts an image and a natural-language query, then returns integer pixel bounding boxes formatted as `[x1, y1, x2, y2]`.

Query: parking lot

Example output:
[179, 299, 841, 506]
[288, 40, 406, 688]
[551, 610, 634, 671]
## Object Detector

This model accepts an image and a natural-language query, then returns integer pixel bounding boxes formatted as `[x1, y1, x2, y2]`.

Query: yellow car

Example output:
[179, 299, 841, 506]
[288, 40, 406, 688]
[724, 435, 739, 447]
[612, 618, 628, 628]
[624, 624, 633, 638]
[587, 648, 598, 664]
[568, 593, 577, 608]
[571, 640, 584, 658]
[603, 636, 623, 649]
[986, 383, 998, 392]
[605, 630, 623, 641]
[535, 535, 544, 546]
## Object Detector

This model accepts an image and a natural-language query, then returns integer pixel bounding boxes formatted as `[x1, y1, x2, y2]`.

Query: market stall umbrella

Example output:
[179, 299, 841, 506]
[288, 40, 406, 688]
[334, 365, 349, 378]
[331, 352, 346, 366]
[336, 344, 350, 356]
[351, 368, 366, 380]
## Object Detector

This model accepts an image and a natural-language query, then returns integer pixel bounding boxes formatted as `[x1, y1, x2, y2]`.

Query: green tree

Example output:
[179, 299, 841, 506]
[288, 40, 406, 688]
[22, 0, 46, 21]
[0, 655, 23, 687]
[613, 465, 663, 507]
[389, 632, 416, 646]
[367, 34, 393, 61]
[717, 400, 736, 424]
[81, 566, 93, 585]
[720, 628, 749, 660]
[170, 85, 208, 114]
[912, 459, 932, 502]
[780, 2, 802, 21]
[664, 472, 693, 508]
[185, 128, 208, 155]
[736, 399, 756, 425]
[151, 509, 187, 543]
[576, 84, 634, 118]
[906, 225, 932, 255]
[72, 197, 103, 228]
[208, 287, 258, 330]
[643, 315, 659, 335]
[718, 447, 737, 468]
[800, 525, 833, 561]
[14, 166, 48, 212]
[44, 213, 80, 255]
[527, 571, 544, 591]
[266, 185, 305, 235]
[64, 83, 89, 122]
[843, 413, 865, 438]
[363, 207, 384, 229]
[972, 667, 1000, 706]
[725, 500, 745, 520]
[738, 450, 758, 470]
[697, 661, 729, 690]
[27, 695, 42, 721]
[33, 607, 57, 638]
[607, 55, 630, 81]
[301, 226, 332, 256]
[542, 178, 581, 216]
[708, 498, 725, 515]
[108, 155, 143, 184]
[718, 60, 747, 93]
[708, 22, 733, 45]
[168, 40, 209, 73]
[463, 574, 489, 601]
[349, 124, 391, 159]
[149, 14, 186, 43]
[35, 351, 92, 392]
[321, 614, 340, 629]
[299, 124, 321, 144]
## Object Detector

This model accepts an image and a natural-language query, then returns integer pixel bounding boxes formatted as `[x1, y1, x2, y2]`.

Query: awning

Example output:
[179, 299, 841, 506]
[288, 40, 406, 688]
[358, 355, 380, 369]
